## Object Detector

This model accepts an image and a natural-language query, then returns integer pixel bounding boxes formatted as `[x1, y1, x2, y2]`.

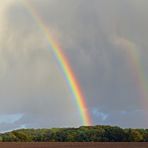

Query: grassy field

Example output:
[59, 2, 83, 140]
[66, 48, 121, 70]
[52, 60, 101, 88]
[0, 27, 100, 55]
[0, 142, 148, 148]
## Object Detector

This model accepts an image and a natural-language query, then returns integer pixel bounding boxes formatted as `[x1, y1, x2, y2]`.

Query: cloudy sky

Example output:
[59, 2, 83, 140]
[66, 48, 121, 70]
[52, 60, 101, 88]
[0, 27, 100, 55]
[0, 0, 148, 132]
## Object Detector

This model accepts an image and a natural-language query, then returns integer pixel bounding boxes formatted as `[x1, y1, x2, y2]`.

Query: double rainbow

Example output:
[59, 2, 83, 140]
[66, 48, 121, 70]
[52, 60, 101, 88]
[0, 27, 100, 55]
[22, 0, 92, 126]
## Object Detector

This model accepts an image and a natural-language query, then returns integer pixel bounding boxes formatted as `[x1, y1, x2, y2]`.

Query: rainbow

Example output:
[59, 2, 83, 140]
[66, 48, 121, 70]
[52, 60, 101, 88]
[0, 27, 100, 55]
[114, 36, 147, 104]
[22, 0, 92, 126]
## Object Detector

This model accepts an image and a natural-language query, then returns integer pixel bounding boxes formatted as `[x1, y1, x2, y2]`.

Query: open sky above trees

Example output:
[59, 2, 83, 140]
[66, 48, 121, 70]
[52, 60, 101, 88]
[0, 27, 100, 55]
[0, 0, 148, 132]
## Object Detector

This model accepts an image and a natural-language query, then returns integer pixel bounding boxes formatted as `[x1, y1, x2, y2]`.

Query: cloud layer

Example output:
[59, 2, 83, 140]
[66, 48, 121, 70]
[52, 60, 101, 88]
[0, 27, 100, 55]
[0, 0, 148, 131]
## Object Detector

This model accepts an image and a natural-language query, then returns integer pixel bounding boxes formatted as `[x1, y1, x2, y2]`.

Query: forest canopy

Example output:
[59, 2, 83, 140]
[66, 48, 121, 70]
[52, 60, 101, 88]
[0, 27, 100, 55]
[0, 125, 148, 142]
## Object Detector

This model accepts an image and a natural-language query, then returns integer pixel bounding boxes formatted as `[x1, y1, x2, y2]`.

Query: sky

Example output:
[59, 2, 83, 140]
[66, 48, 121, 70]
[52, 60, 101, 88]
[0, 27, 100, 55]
[0, 0, 148, 132]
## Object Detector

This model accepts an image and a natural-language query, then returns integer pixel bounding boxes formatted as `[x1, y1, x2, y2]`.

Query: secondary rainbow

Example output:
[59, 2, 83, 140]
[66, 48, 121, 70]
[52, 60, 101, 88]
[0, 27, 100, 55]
[114, 36, 148, 104]
[22, 0, 92, 126]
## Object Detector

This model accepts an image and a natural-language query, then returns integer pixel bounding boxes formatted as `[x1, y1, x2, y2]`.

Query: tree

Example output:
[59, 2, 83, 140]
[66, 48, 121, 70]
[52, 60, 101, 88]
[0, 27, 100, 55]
[126, 129, 143, 142]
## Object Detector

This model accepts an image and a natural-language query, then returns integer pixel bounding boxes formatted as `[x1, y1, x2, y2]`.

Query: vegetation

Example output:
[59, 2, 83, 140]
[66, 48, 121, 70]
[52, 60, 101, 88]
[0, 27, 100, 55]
[0, 125, 148, 142]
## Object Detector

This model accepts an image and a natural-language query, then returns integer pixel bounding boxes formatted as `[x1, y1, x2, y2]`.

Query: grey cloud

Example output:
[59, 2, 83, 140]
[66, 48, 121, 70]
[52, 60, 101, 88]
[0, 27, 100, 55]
[0, 0, 148, 131]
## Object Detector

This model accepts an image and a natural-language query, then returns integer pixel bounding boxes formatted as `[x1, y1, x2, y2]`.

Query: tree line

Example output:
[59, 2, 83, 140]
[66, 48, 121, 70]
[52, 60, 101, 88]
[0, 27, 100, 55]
[1, 125, 148, 142]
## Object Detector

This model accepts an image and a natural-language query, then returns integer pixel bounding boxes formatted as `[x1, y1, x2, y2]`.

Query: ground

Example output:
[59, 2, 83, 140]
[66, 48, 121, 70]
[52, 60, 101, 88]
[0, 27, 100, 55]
[0, 142, 148, 148]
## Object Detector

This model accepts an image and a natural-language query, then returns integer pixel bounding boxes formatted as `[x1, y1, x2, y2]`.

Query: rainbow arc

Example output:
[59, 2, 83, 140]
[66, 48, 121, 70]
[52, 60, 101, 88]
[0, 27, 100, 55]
[22, 0, 92, 126]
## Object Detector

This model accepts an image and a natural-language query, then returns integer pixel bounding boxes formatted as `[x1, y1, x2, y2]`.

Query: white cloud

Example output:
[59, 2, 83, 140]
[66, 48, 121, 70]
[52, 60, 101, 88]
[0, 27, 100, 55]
[92, 108, 108, 122]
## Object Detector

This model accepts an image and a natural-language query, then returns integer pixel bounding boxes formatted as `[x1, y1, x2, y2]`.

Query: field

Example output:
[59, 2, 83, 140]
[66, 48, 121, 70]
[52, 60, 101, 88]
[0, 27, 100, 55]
[0, 142, 148, 148]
